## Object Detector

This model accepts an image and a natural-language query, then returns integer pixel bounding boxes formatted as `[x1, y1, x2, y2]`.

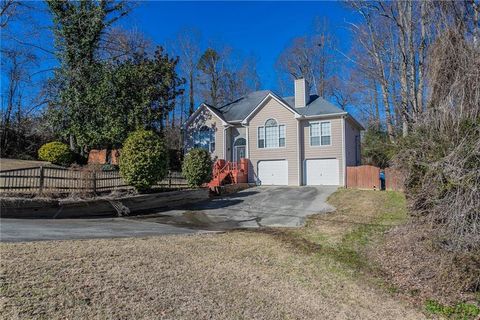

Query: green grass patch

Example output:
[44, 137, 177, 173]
[266, 190, 409, 274]
[425, 299, 480, 320]
[323, 191, 407, 271]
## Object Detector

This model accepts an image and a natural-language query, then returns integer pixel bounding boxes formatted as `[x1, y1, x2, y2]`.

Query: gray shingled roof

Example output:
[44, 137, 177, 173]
[282, 95, 346, 116]
[214, 90, 271, 122]
[211, 90, 345, 122]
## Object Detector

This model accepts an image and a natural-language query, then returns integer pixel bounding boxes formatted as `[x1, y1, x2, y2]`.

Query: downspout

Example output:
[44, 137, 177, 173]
[223, 126, 227, 160]
[297, 119, 301, 186]
[245, 125, 249, 158]
[245, 124, 250, 183]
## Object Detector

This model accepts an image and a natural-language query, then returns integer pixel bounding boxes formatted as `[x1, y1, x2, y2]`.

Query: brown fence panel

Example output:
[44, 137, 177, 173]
[385, 168, 404, 191]
[0, 167, 187, 195]
[346, 165, 380, 190]
[0, 166, 41, 192]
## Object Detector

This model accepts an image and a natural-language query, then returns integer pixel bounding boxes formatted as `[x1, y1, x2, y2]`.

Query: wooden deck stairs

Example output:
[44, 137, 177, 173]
[208, 158, 248, 189]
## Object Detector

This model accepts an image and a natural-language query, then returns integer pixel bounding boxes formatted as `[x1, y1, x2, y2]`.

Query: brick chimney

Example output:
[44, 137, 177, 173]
[294, 78, 309, 108]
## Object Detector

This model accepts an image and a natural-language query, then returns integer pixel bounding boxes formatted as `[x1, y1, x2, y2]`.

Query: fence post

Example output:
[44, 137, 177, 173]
[39, 166, 44, 194]
[168, 171, 172, 188]
[92, 171, 97, 195]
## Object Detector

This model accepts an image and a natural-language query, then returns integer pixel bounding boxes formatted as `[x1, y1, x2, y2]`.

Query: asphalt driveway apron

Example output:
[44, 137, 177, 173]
[187, 186, 337, 227]
[0, 186, 337, 242]
[134, 186, 338, 229]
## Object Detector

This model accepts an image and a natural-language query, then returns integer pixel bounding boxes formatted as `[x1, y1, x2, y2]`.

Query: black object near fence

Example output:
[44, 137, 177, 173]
[0, 166, 188, 195]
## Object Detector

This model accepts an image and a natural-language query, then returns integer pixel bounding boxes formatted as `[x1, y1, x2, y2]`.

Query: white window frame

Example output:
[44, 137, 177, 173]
[194, 126, 215, 153]
[309, 121, 332, 147]
[257, 118, 286, 149]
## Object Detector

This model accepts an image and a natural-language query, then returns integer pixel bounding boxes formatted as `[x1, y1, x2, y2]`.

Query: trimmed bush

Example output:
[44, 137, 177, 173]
[38, 142, 73, 166]
[119, 129, 168, 191]
[182, 148, 213, 187]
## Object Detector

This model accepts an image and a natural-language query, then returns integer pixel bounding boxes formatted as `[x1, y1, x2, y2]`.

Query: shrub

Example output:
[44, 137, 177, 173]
[361, 125, 395, 168]
[395, 30, 480, 251]
[182, 148, 213, 187]
[38, 142, 73, 166]
[119, 130, 168, 191]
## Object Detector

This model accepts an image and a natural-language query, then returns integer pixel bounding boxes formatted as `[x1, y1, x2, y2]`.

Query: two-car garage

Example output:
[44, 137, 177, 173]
[257, 158, 340, 186]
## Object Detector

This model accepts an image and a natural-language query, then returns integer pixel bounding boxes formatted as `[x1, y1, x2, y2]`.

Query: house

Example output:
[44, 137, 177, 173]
[184, 78, 363, 186]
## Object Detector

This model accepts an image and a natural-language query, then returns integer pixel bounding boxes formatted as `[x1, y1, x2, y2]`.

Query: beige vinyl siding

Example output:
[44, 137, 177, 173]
[300, 117, 344, 185]
[344, 118, 361, 166]
[185, 106, 224, 160]
[227, 126, 246, 161]
[248, 97, 299, 185]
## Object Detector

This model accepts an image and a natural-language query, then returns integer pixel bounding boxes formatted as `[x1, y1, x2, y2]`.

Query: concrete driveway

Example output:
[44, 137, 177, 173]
[133, 186, 338, 229]
[1, 186, 337, 242]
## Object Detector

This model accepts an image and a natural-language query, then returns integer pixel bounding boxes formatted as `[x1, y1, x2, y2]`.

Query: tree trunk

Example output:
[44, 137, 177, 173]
[397, 1, 410, 137]
[69, 134, 76, 151]
[188, 71, 194, 116]
[417, 0, 427, 112]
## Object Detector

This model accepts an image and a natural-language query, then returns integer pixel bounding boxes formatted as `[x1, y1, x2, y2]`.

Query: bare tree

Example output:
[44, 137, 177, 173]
[223, 54, 261, 103]
[347, 4, 396, 141]
[100, 27, 152, 61]
[276, 20, 334, 97]
[173, 28, 202, 116]
[197, 45, 260, 107]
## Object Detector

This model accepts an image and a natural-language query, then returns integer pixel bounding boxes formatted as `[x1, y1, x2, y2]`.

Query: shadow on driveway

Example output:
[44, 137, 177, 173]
[131, 186, 337, 230]
[1, 186, 337, 242]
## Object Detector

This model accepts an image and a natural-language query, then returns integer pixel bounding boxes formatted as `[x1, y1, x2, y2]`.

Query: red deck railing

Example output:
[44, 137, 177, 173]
[209, 158, 248, 188]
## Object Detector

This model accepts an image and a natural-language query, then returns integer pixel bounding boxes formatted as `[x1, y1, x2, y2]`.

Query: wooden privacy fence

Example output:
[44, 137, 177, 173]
[346, 165, 380, 190]
[0, 166, 188, 194]
[346, 165, 404, 191]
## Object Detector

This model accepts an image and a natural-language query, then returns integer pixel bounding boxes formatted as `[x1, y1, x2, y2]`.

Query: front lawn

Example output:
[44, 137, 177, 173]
[1, 189, 426, 319]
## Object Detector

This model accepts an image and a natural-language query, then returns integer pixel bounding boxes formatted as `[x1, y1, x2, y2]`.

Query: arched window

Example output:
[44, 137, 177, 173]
[195, 126, 215, 152]
[234, 138, 246, 147]
[265, 119, 277, 127]
[257, 118, 285, 148]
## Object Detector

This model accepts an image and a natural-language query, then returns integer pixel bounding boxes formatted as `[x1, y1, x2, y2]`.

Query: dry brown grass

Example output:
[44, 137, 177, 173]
[0, 159, 51, 171]
[0, 232, 424, 319]
[369, 220, 480, 306]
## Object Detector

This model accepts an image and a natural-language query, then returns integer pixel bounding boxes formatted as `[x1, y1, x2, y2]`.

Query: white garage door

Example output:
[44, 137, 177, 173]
[258, 160, 288, 185]
[305, 159, 340, 185]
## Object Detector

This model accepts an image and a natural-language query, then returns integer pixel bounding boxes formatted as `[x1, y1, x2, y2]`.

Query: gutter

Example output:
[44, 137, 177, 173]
[295, 112, 348, 120]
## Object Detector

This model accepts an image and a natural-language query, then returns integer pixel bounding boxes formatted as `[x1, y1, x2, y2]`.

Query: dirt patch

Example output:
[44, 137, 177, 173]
[367, 220, 480, 306]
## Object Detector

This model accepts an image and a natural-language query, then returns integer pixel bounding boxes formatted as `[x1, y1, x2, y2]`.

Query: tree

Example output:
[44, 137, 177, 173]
[46, 0, 129, 153]
[173, 28, 202, 117]
[197, 48, 223, 107]
[276, 19, 334, 97]
[47, 46, 185, 149]
[223, 55, 261, 103]
[100, 26, 152, 61]
[197, 46, 261, 108]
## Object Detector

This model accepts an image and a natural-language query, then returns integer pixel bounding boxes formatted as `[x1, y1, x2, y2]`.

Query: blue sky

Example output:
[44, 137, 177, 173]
[2, 1, 359, 112]
[119, 1, 357, 90]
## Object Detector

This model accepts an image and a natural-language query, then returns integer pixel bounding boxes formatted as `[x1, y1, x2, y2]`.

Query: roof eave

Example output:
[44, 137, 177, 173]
[294, 112, 348, 120]
[183, 103, 228, 128]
